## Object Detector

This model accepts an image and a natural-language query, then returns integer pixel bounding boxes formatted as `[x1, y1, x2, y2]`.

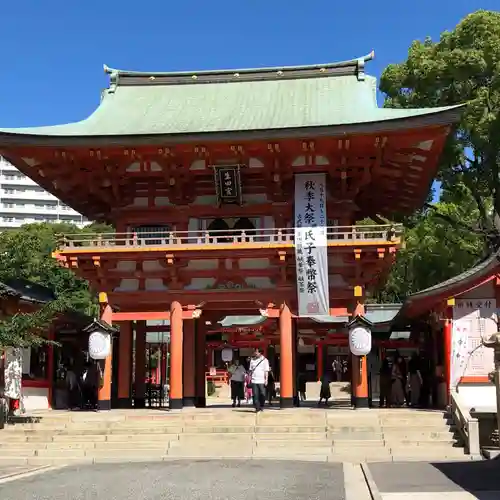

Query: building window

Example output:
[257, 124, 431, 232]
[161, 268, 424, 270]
[22, 345, 49, 381]
[132, 225, 171, 245]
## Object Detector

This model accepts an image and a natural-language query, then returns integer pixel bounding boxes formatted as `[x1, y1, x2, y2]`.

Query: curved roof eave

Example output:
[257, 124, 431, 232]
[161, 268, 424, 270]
[0, 105, 465, 147]
[395, 250, 500, 321]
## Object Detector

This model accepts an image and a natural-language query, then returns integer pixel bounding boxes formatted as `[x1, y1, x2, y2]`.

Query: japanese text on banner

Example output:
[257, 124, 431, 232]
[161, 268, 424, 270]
[294, 174, 330, 316]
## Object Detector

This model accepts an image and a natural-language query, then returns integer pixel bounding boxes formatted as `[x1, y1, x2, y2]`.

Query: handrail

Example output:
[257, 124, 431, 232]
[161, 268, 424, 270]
[57, 224, 403, 250]
[450, 392, 481, 457]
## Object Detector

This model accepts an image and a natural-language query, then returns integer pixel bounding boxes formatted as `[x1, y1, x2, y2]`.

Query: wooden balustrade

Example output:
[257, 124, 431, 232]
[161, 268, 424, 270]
[57, 224, 403, 251]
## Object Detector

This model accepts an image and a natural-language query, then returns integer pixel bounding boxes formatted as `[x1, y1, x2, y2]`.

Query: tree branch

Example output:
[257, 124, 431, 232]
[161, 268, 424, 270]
[423, 203, 485, 235]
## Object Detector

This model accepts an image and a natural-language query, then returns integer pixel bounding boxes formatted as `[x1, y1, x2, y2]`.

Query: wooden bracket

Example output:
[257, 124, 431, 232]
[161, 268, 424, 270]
[278, 250, 287, 262]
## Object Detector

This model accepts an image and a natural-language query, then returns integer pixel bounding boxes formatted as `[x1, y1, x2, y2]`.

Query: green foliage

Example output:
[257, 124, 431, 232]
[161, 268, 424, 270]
[0, 222, 112, 348]
[375, 11, 500, 300]
[0, 297, 70, 348]
[374, 193, 485, 302]
[380, 10, 500, 246]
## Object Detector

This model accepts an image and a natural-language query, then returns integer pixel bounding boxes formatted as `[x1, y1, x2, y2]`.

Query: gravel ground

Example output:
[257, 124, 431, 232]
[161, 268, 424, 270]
[0, 460, 346, 500]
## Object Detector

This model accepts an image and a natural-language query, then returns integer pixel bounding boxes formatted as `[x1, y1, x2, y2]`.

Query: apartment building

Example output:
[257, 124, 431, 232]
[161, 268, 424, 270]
[0, 157, 88, 230]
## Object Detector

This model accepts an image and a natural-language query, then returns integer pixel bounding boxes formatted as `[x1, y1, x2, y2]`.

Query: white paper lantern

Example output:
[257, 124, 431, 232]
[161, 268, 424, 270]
[88, 331, 111, 360]
[348, 326, 372, 356]
[221, 348, 233, 362]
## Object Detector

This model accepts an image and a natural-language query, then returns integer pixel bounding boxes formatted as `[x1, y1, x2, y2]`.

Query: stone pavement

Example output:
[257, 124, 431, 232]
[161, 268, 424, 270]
[365, 460, 500, 499]
[0, 460, 347, 500]
[0, 465, 37, 480]
[1, 459, 500, 499]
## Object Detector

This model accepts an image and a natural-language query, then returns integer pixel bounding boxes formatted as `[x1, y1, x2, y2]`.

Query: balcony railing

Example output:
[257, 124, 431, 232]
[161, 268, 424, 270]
[57, 224, 403, 251]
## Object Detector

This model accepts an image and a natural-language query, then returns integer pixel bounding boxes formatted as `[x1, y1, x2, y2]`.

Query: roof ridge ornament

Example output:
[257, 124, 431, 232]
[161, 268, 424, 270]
[103, 64, 119, 94]
[356, 50, 374, 81]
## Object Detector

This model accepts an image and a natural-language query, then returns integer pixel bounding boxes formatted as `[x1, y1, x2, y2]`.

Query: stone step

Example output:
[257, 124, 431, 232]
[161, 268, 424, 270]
[26, 424, 329, 434]
[7, 417, 452, 431]
[0, 443, 466, 465]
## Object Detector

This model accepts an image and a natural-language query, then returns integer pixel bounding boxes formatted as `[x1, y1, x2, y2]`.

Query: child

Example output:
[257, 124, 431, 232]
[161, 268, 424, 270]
[245, 372, 253, 404]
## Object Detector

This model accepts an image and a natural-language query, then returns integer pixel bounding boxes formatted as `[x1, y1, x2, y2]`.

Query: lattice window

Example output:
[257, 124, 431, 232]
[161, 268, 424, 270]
[132, 225, 171, 245]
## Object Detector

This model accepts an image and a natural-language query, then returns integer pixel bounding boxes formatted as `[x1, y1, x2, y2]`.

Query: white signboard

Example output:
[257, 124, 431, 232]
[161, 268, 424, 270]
[451, 298, 496, 389]
[294, 173, 330, 316]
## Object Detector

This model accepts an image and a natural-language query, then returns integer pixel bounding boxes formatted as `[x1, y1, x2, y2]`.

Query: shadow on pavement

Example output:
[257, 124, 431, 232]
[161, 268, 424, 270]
[431, 459, 500, 494]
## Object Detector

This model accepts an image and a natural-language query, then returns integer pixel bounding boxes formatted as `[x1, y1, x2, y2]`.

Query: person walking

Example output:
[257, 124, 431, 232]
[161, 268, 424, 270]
[379, 358, 392, 408]
[391, 356, 406, 407]
[82, 361, 102, 411]
[66, 364, 81, 410]
[297, 372, 307, 402]
[248, 348, 269, 413]
[228, 359, 246, 407]
[408, 353, 423, 407]
[266, 369, 277, 406]
[318, 372, 332, 406]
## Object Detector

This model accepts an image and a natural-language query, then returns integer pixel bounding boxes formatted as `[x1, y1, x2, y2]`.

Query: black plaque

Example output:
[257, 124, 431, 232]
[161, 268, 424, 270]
[214, 165, 242, 205]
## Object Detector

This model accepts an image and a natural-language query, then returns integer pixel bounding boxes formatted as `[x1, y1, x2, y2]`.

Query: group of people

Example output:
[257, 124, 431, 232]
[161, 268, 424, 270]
[63, 361, 103, 411]
[379, 352, 426, 408]
[227, 348, 276, 412]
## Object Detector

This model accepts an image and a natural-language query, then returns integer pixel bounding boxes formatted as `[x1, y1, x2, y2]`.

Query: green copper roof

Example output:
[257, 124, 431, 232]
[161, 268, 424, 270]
[219, 316, 268, 327]
[0, 52, 463, 144]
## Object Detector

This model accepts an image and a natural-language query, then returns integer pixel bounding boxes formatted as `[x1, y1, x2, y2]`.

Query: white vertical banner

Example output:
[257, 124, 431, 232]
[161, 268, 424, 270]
[294, 173, 330, 316]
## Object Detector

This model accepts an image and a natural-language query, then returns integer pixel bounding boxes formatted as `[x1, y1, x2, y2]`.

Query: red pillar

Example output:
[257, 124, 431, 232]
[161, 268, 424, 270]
[183, 320, 196, 407]
[444, 304, 453, 401]
[279, 303, 293, 408]
[351, 301, 369, 409]
[195, 319, 207, 408]
[169, 301, 184, 409]
[98, 303, 113, 411]
[47, 326, 55, 409]
[134, 321, 146, 408]
[117, 321, 132, 408]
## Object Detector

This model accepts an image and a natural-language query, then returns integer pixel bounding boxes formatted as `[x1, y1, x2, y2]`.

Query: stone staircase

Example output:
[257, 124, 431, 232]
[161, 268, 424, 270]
[0, 408, 467, 466]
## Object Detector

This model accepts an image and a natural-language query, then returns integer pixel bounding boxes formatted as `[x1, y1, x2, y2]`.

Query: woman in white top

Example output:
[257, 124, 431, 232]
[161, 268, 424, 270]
[228, 359, 246, 407]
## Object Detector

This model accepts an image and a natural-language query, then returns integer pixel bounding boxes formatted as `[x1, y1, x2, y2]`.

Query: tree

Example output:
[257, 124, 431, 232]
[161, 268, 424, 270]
[380, 10, 500, 251]
[0, 221, 112, 348]
[0, 298, 69, 348]
[374, 188, 485, 302]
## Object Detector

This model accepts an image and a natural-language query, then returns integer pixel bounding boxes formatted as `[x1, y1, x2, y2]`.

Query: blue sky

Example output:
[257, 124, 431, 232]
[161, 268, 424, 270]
[0, 1, 497, 128]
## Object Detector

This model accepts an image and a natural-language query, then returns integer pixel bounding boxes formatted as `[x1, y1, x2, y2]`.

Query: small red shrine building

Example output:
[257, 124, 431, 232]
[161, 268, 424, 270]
[0, 52, 461, 410]
[396, 250, 500, 410]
